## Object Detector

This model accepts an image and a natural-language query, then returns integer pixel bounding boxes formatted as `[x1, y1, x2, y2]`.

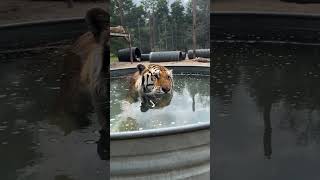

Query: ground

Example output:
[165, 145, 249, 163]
[110, 60, 210, 70]
[0, 0, 107, 25]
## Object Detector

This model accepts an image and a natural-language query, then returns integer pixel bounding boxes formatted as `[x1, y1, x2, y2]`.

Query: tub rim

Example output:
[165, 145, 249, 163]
[110, 65, 210, 140]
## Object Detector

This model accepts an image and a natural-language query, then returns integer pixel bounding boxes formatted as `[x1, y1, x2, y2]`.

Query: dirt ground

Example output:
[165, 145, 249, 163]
[212, 0, 320, 14]
[111, 60, 210, 70]
[0, 0, 107, 25]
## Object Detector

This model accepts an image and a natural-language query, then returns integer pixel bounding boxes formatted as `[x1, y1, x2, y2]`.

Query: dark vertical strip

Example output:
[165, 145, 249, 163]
[210, 8, 214, 179]
[106, 1, 111, 179]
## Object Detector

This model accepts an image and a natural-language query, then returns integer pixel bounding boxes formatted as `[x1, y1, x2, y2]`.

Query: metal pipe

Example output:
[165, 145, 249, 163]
[181, 51, 187, 60]
[141, 54, 150, 61]
[117, 47, 141, 62]
[150, 51, 182, 62]
[188, 49, 210, 59]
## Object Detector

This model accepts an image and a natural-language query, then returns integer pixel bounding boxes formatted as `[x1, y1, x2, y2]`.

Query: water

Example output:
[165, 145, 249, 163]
[0, 49, 107, 180]
[212, 42, 320, 180]
[110, 74, 210, 133]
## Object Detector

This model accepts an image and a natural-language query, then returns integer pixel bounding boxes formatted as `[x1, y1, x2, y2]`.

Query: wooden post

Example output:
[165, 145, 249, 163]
[128, 32, 133, 64]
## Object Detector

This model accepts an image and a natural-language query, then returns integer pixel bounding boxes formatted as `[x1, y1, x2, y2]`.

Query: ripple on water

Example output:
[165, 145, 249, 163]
[84, 140, 96, 144]
[0, 125, 8, 131]
[0, 94, 7, 98]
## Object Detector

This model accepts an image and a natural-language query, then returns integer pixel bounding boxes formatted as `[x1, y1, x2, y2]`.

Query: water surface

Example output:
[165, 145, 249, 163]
[0, 48, 107, 180]
[212, 42, 320, 180]
[110, 74, 210, 133]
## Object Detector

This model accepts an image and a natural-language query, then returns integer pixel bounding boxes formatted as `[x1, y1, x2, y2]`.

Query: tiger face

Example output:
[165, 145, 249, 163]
[136, 64, 173, 95]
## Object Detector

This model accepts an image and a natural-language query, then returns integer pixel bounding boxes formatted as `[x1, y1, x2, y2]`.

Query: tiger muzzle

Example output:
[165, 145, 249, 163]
[162, 86, 171, 93]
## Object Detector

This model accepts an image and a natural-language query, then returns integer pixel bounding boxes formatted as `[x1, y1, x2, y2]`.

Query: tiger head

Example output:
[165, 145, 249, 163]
[137, 64, 173, 95]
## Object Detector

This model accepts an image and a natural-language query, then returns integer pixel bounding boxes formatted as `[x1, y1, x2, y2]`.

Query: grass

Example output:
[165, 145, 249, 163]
[110, 53, 118, 63]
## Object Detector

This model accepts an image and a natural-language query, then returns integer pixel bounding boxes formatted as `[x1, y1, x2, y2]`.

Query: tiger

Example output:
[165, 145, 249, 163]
[126, 64, 174, 112]
[57, 8, 109, 132]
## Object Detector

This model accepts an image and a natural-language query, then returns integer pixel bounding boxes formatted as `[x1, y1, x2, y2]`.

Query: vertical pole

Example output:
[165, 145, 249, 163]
[171, 28, 173, 50]
[165, 20, 168, 50]
[152, 12, 156, 51]
[192, 0, 197, 59]
[149, 15, 153, 52]
[138, 19, 141, 51]
[176, 22, 178, 50]
[129, 34, 133, 64]
[158, 25, 161, 50]
[119, 0, 124, 26]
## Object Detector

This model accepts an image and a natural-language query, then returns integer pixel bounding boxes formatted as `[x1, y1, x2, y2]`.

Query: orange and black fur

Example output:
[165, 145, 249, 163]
[126, 64, 173, 112]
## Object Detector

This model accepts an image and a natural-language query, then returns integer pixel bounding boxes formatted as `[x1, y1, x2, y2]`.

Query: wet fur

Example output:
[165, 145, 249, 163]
[126, 64, 173, 112]
[57, 8, 109, 131]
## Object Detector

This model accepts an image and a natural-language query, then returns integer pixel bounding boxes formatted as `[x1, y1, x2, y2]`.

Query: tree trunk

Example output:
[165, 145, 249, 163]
[149, 15, 154, 51]
[192, 0, 197, 59]
[152, 12, 156, 51]
[118, 0, 124, 26]
[165, 20, 168, 50]
[138, 19, 142, 51]
[158, 25, 161, 50]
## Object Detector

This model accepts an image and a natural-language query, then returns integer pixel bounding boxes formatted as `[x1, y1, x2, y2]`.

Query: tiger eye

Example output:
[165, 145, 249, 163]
[151, 76, 156, 81]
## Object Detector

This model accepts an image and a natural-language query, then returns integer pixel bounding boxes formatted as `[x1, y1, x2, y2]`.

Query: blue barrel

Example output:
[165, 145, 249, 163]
[150, 51, 183, 62]
[141, 54, 150, 61]
[188, 49, 210, 59]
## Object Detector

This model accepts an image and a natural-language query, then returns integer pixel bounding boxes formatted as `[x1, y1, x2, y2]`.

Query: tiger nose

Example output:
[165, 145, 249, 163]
[162, 87, 170, 93]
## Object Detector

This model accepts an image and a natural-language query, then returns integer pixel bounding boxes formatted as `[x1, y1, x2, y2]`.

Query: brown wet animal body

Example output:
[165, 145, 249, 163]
[57, 8, 109, 131]
[127, 64, 173, 112]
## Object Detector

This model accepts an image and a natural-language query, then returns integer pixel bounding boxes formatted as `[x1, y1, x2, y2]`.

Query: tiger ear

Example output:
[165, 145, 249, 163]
[168, 69, 173, 76]
[137, 64, 145, 74]
[85, 8, 109, 42]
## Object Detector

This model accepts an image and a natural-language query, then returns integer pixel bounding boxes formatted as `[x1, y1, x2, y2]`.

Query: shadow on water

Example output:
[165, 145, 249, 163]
[212, 42, 320, 179]
[0, 49, 108, 180]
